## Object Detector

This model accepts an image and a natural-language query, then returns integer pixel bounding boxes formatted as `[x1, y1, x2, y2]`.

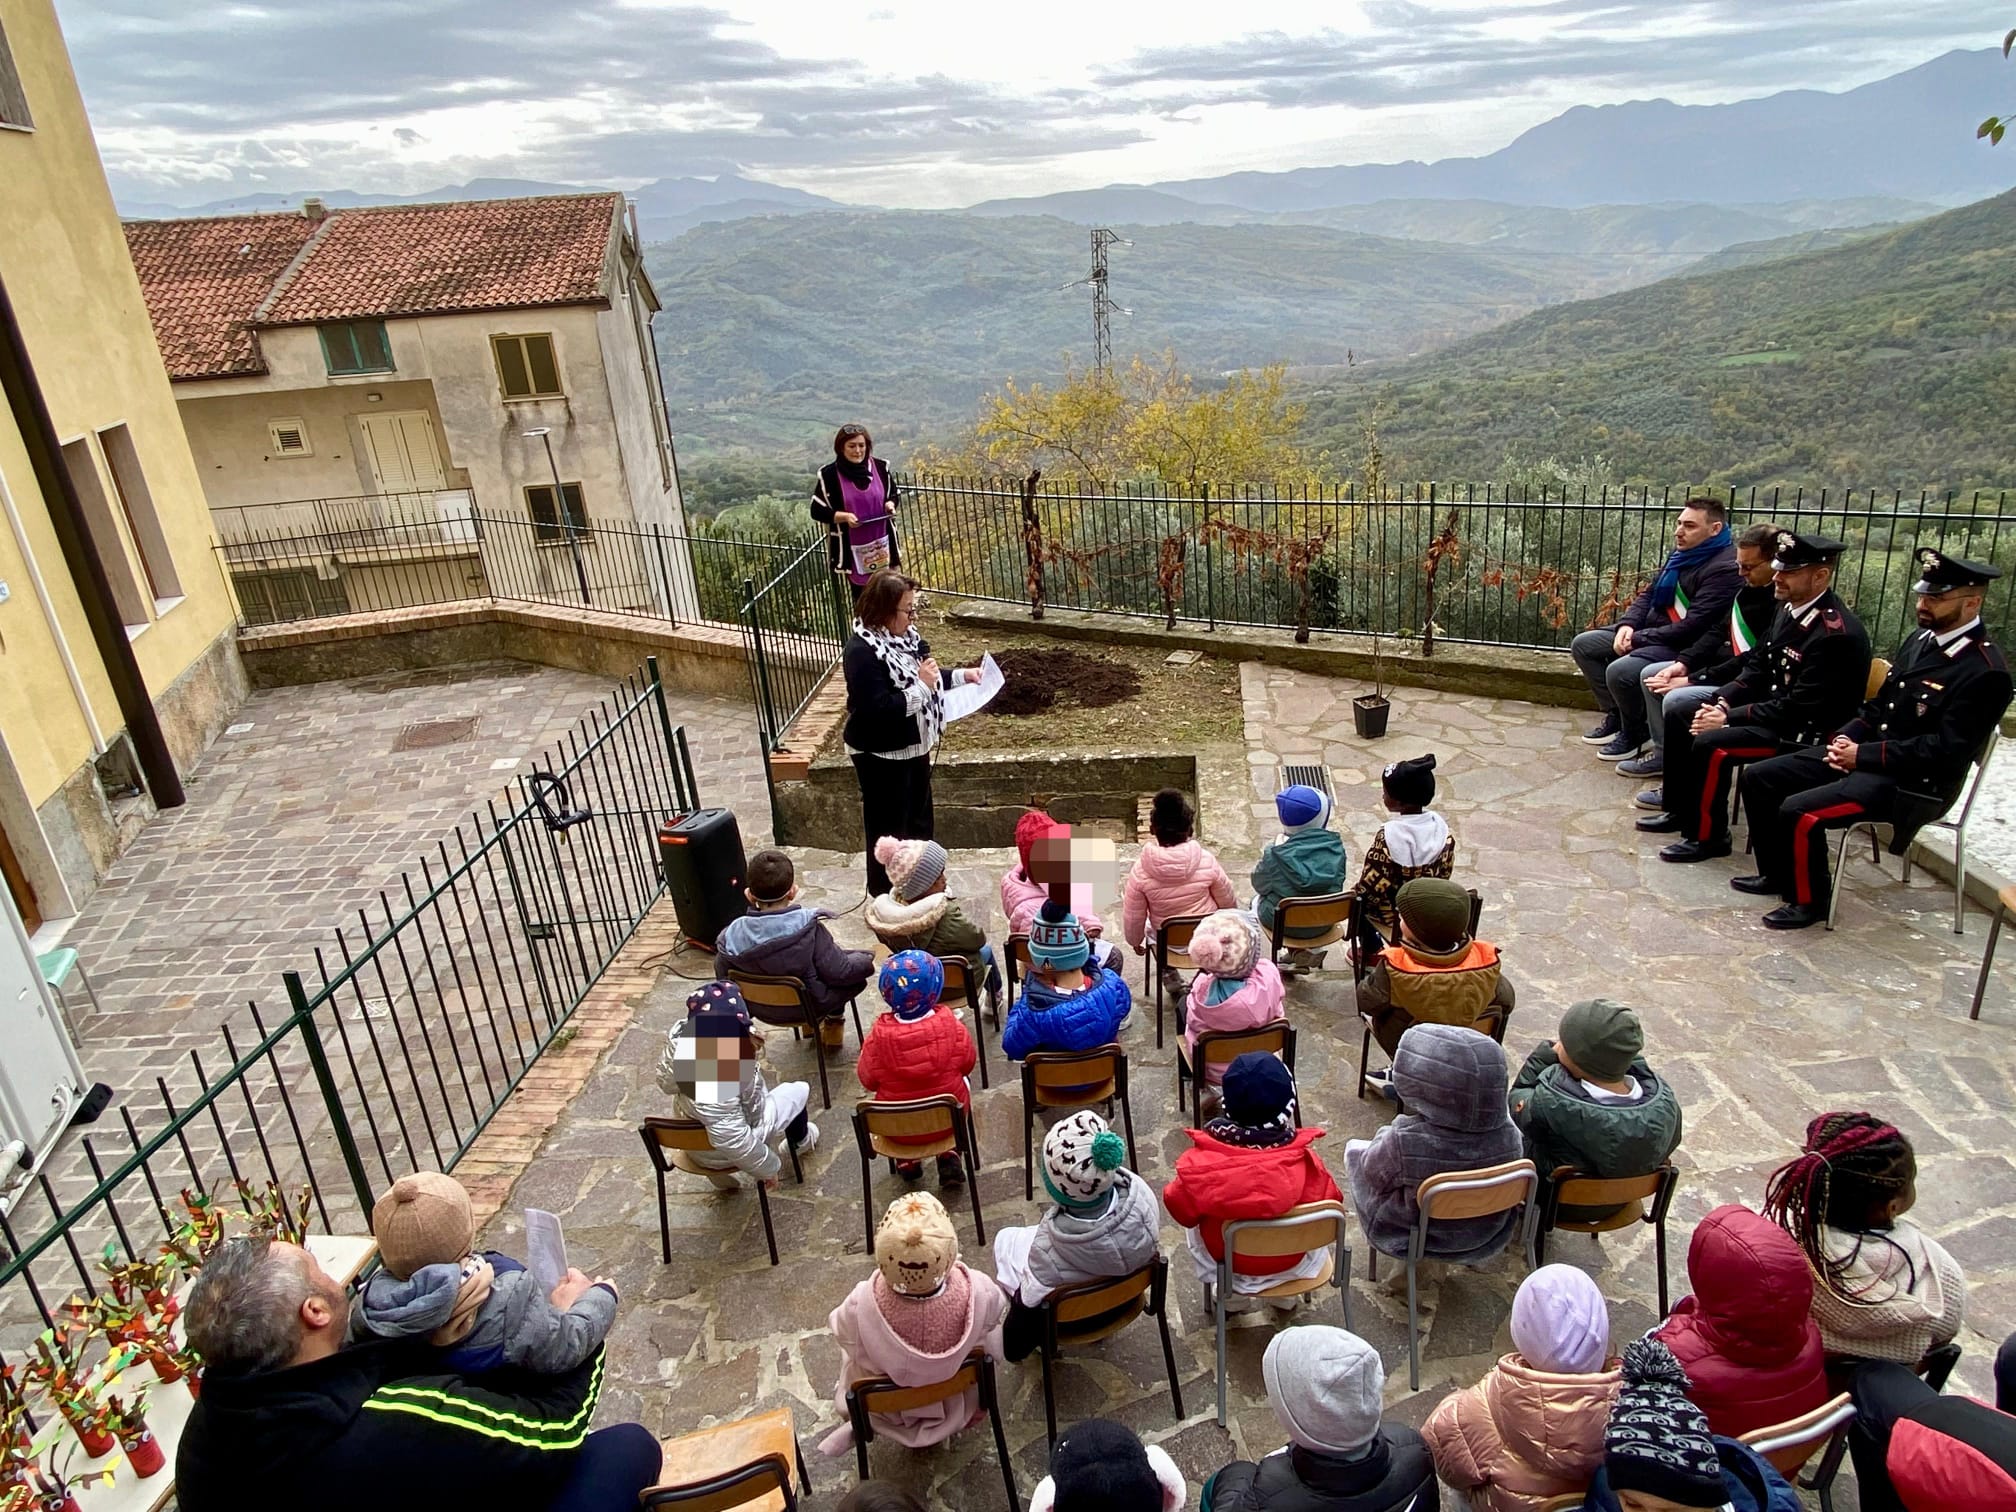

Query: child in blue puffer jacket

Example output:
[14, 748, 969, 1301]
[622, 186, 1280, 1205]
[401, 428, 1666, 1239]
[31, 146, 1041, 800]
[1002, 901, 1132, 1074]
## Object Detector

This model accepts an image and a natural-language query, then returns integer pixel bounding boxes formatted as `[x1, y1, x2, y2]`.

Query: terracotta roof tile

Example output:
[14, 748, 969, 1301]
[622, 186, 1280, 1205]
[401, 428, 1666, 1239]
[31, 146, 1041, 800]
[122, 214, 318, 380]
[123, 193, 620, 381]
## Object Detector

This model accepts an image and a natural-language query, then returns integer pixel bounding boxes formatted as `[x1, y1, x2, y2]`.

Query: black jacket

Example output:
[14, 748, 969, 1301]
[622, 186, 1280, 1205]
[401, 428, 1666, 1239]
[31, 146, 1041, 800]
[1618, 543, 1741, 660]
[1839, 621, 2013, 848]
[811, 458, 902, 575]
[1714, 589, 1871, 748]
[1204, 1431, 1440, 1512]
[1676, 580, 1778, 680]
[177, 1341, 606, 1512]
[842, 632, 953, 754]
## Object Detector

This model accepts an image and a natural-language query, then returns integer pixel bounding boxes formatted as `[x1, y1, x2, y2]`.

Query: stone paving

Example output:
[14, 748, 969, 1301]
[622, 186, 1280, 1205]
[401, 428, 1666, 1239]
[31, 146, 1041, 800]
[482, 661, 2016, 1511]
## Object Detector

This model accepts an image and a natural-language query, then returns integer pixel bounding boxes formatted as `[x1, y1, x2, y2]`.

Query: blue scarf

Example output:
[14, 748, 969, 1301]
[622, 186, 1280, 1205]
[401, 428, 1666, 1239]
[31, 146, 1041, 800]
[1651, 525, 1732, 612]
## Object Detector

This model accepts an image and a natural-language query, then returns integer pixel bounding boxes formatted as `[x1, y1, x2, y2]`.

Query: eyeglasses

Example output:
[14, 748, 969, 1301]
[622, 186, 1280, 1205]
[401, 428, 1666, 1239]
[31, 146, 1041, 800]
[839, 425, 867, 437]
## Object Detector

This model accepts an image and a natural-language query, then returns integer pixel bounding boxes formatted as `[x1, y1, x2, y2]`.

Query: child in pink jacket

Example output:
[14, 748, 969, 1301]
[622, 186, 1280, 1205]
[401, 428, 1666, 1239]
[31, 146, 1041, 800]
[1422, 1264, 1622, 1512]
[820, 1192, 1007, 1457]
[1182, 910, 1286, 1089]
[1121, 789, 1236, 1000]
[1002, 809, 1119, 969]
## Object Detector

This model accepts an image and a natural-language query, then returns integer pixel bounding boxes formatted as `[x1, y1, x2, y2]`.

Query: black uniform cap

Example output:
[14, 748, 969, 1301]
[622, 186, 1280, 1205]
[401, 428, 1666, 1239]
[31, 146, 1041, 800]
[1912, 547, 2002, 594]
[1770, 531, 1847, 571]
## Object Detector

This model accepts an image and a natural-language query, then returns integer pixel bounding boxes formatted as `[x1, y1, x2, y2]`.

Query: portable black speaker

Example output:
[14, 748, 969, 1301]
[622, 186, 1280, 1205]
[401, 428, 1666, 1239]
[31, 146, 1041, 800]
[657, 808, 748, 950]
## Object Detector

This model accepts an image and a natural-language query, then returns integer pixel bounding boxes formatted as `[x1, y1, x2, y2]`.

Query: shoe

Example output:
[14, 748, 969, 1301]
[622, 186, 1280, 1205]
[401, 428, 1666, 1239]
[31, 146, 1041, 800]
[1729, 874, 1778, 896]
[818, 1020, 846, 1051]
[935, 1152, 966, 1187]
[1618, 753, 1664, 778]
[1763, 903, 1825, 930]
[1361, 1069, 1401, 1106]
[1635, 812, 1681, 833]
[1634, 787, 1666, 812]
[1285, 948, 1329, 972]
[1582, 712, 1623, 744]
[1264, 1293, 1304, 1313]
[1219, 1293, 1263, 1316]
[792, 1121, 820, 1157]
[894, 1159, 925, 1181]
[1659, 838, 1731, 863]
[1597, 733, 1646, 761]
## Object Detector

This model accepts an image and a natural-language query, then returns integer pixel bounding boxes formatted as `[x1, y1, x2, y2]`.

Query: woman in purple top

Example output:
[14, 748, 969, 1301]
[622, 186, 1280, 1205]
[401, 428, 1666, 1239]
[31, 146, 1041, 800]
[811, 423, 903, 604]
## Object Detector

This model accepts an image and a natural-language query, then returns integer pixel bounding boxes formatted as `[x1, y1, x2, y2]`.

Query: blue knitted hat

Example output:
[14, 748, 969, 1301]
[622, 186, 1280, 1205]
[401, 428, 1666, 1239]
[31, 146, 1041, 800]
[1029, 899, 1090, 971]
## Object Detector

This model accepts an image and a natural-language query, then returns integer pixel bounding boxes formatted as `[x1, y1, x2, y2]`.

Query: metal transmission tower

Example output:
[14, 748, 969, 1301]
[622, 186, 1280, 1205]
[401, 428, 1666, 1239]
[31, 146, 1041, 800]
[1067, 228, 1130, 376]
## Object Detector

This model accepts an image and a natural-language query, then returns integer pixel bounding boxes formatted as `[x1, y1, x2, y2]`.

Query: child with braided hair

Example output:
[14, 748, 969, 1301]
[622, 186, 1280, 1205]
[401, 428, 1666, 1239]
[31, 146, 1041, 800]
[1763, 1111, 1965, 1366]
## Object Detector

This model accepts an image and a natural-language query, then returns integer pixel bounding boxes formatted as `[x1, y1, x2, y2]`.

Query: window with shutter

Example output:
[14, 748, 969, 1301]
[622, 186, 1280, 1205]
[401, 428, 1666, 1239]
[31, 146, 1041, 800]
[268, 418, 312, 456]
[493, 333, 563, 399]
[320, 321, 394, 375]
[525, 482, 589, 543]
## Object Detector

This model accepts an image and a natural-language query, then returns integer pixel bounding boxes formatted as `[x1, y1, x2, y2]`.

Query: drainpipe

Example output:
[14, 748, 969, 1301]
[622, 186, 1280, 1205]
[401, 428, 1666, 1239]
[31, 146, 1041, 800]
[0, 273, 184, 809]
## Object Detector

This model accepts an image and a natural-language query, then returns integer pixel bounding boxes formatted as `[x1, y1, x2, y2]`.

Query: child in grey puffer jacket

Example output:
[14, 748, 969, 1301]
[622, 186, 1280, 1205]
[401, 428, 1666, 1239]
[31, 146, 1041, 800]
[352, 1171, 616, 1375]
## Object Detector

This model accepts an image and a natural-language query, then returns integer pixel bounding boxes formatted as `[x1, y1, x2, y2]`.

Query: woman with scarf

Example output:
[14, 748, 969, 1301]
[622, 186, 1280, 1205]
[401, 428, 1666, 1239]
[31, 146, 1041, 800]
[843, 570, 982, 896]
[1569, 497, 1739, 762]
[812, 423, 903, 605]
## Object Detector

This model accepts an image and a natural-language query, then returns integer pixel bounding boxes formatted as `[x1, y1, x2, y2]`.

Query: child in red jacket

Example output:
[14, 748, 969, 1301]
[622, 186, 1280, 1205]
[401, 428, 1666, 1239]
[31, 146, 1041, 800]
[1162, 1053, 1341, 1313]
[855, 950, 977, 1187]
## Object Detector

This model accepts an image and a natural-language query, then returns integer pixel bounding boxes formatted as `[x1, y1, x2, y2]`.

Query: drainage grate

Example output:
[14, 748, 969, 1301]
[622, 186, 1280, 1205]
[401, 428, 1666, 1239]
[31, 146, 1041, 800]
[1278, 763, 1334, 799]
[393, 717, 480, 752]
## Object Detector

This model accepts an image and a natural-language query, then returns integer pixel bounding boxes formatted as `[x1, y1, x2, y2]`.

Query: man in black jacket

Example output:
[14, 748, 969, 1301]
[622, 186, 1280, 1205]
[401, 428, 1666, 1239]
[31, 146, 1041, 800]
[1647, 531, 1871, 863]
[1622, 521, 1783, 805]
[1735, 549, 2012, 929]
[178, 1239, 661, 1512]
[1572, 497, 1741, 762]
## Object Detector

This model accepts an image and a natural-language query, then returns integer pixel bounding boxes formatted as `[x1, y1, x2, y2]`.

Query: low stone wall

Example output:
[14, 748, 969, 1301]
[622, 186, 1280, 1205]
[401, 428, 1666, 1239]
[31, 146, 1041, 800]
[774, 747, 1197, 850]
[946, 601, 1588, 706]
[236, 601, 772, 701]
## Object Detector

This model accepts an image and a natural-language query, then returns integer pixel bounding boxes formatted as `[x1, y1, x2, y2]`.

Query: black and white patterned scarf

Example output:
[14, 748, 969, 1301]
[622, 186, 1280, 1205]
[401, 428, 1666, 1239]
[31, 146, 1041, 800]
[853, 617, 945, 750]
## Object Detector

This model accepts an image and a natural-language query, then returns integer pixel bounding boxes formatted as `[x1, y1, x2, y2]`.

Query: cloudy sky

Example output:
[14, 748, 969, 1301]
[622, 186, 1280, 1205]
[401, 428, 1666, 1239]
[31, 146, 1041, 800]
[59, 0, 2003, 209]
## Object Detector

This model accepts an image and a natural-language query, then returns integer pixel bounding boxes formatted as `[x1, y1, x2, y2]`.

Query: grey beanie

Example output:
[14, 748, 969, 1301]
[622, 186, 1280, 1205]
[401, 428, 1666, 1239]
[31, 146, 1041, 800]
[1262, 1326, 1384, 1457]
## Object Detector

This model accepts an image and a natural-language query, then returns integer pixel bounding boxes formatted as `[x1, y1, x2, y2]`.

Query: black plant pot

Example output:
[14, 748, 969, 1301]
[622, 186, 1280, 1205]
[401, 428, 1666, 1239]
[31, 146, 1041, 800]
[1353, 694, 1391, 739]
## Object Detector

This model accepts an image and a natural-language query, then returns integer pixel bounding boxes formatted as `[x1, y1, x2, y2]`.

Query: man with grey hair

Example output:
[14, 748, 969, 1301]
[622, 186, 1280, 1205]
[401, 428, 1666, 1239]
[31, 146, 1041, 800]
[176, 1238, 660, 1512]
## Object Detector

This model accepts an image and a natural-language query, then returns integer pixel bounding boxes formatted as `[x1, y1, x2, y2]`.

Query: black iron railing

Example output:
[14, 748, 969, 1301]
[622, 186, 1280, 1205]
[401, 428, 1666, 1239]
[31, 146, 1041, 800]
[0, 660, 699, 1350]
[898, 474, 2016, 652]
[740, 537, 847, 752]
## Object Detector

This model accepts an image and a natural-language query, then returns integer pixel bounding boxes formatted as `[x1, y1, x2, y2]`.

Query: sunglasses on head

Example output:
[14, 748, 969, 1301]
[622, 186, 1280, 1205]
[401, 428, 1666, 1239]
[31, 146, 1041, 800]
[840, 425, 867, 437]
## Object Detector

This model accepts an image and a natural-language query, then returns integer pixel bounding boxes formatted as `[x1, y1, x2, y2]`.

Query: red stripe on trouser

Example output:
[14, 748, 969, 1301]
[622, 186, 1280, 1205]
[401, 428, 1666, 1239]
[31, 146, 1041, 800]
[1792, 801, 1866, 905]
[1699, 746, 1776, 837]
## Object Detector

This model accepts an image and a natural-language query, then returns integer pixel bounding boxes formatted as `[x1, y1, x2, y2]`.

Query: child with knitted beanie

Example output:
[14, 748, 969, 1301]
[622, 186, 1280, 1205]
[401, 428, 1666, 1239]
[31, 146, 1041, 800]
[1585, 1338, 1799, 1512]
[820, 1192, 1007, 1456]
[1424, 1263, 1622, 1512]
[1181, 909, 1286, 1091]
[866, 836, 1000, 1012]
[1001, 899, 1133, 1064]
[352, 1170, 617, 1374]
[855, 950, 977, 1187]
[993, 1111, 1162, 1360]
[1032, 1420, 1186, 1512]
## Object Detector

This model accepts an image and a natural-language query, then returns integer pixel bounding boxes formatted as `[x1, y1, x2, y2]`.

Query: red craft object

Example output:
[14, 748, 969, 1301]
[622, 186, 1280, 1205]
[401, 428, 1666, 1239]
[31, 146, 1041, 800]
[32, 1491, 78, 1512]
[144, 1350, 181, 1386]
[53, 1404, 111, 1461]
[116, 1425, 162, 1480]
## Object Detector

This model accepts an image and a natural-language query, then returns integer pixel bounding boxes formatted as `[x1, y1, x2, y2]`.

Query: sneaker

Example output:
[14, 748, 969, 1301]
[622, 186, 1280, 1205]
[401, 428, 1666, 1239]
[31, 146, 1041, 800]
[1264, 1293, 1305, 1313]
[1617, 752, 1664, 778]
[1362, 1069, 1401, 1106]
[894, 1158, 925, 1181]
[792, 1121, 820, 1157]
[1634, 786, 1666, 812]
[935, 1152, 966, 1187]
[1597, 733, 1645, 761]
[1219, 1293, 1263, 1316]
[1581, 712, 1623, 744]
[1286, 948, 1329, 972]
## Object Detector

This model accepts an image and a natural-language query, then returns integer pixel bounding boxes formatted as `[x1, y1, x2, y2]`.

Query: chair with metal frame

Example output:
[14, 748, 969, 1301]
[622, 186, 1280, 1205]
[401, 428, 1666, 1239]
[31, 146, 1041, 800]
[1019, 1044, 1140, 1199]
[1795, 1341, 1963, 1506]
[1003, 932, 1030, 1011]
[1267, 891, 1355, 972]
[850, 1095, 986, 1252]
[1176, 1020, 1297, 1129]
[1366, 1159, 1539, 1391]
[1150, 914, 1208, 1049]
[727, 969, 866, 1110]
[1739, 1393, 1855, 1512]
[1033, 1256, 1184, 1450]
[1732, 658, 1890, 844]
[1825, 727, 1998, 935]
[936, 954, 990, 1088]
[845, 1349, 1017, 1508]
[1534, 1164, 1681, 1316]
[1969, 882, 2016, 1020]
[644, 1405, 812, 1512]
[640, 1115, 801, 1267]
[37, 948, 104, 1043]
[1205, 1200, 1352, 1426]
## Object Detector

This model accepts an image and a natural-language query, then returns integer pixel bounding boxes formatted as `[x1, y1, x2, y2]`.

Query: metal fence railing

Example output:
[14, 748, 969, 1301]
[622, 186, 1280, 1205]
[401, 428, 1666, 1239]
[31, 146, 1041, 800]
[897, 474, 2016, 653]
[212, 505, 807, 634]
[0, 660, 699, 1360]
[741, 537, 847, 752]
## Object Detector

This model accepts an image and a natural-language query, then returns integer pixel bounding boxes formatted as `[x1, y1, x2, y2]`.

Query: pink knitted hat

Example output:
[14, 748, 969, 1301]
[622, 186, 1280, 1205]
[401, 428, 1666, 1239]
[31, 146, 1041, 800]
[1187, 909, 1259, 978]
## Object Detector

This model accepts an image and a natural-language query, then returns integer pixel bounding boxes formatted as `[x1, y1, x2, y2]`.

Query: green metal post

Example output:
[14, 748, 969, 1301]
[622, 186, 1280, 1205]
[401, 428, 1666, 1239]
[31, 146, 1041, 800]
[285, 969, 377, 1218]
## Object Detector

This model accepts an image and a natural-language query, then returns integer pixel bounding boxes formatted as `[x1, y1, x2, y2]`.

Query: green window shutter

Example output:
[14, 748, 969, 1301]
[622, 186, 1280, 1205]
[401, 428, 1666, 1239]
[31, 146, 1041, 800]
[496, 338, 531, 397]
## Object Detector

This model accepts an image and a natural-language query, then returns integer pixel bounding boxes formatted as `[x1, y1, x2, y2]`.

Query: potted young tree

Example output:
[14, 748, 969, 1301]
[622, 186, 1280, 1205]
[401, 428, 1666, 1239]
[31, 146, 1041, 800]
[1353, 630, 1392, 739]
[25, 1325, 114, 1459]
[102, 1388, 162, 1480]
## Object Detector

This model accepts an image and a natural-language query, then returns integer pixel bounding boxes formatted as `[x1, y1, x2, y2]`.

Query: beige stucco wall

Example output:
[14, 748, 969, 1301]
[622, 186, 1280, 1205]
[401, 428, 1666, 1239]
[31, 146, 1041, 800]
[0, 0, 244, 913]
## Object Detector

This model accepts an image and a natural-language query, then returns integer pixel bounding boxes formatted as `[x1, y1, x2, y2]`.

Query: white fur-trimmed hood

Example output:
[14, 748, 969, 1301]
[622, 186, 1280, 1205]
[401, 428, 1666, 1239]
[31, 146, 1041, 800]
[866, 890, 950, 934]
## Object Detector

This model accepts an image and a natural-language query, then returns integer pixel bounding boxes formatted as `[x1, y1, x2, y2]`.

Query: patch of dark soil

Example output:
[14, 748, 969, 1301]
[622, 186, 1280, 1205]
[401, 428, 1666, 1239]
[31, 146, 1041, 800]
[985, 647, 1144, 717]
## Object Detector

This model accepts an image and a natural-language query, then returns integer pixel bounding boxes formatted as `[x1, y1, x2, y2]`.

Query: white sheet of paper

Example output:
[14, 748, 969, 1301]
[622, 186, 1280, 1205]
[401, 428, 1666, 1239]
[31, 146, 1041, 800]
[942, 652, 1004, 723]
[524, 1207, 567, 1293]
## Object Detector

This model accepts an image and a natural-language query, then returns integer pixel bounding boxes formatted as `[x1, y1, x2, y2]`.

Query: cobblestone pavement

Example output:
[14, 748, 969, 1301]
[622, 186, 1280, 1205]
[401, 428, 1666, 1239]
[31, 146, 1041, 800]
[482, 664, 2016, 1510]
[61, 662, 764, 1071]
